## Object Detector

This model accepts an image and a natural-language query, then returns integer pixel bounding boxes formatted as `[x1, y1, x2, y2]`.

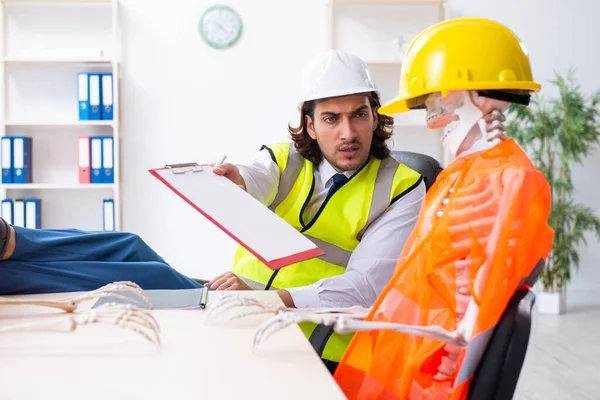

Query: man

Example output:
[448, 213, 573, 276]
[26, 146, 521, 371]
[207, 50, 425, 366]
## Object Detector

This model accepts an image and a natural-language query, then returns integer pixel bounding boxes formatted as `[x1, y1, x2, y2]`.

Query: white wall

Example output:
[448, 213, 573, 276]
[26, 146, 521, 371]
[120, 0, 600, 306]
[120, 0, 328, 279]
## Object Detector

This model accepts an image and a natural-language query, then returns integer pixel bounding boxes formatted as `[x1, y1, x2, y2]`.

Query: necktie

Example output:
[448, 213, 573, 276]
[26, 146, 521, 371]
[327, 173, 348, 197]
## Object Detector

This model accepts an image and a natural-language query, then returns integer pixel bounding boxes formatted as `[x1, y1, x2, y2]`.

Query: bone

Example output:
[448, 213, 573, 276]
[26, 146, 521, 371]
[0, 303, 161, 345]
[0, 281, 152, 313]
[483, 108, 509, 142]
[252, 308, 371, 351]
[333, 317, 468, 348]
[206, 295, 286, 322]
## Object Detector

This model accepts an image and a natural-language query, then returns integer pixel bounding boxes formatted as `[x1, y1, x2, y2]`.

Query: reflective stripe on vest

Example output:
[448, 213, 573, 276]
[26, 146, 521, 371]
[305, 235, 352, 268]
[358, 156, 399, 241]
[268, 146, 304, 213]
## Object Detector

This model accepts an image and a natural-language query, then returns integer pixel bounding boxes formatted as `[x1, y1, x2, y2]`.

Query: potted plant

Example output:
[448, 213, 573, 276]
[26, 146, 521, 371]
[506, 70, 600, 314]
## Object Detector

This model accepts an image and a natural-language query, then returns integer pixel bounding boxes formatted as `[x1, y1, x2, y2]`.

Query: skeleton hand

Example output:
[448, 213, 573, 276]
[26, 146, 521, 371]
[73, 303, 161, 344]
[206, 294, 368, 322]
[0, 281, 152, 313]
[253, 307, 370, 351]
[205, 294, 288, 321]
[0, 303, 161, 345]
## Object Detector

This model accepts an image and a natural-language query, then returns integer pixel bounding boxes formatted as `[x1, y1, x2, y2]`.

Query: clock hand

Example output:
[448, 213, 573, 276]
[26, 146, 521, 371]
[212, 20, 227, 33]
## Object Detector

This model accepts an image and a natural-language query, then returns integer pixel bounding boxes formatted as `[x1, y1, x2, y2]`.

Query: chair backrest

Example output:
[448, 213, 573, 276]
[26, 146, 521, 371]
[467, 288, 537, 399]
[390, 150, 443, 191]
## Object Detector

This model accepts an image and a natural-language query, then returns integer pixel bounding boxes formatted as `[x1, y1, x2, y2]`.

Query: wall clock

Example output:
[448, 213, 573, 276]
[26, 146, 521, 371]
[199, 5, 243, 49]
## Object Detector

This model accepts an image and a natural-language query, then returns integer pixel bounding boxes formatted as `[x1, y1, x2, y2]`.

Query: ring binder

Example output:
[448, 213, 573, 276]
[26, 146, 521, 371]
[164, 163, 204, 174]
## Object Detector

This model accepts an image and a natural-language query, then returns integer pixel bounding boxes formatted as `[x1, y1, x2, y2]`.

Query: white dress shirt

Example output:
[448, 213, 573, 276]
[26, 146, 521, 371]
[237, 148, 425, 309]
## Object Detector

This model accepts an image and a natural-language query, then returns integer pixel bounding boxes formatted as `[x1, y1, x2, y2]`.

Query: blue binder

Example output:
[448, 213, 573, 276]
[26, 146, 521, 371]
[77, 73, 90, 120]
[89, 74, 102, 120]
[103, 199, 115, 231]
[24, 198, 42, 229]
[101, 73, 113, 120]
[12, 136, 32, 184]
[1, 137, 12, 184]
[102, 136, 114, 183]
[0, 199, 13, 225]
[90, 136, 103, 184]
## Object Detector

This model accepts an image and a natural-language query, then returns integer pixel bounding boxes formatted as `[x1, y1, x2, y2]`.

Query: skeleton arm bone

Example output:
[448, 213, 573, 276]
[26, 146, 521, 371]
[0, 281, 152, 312]
[251, 307, 467, 351]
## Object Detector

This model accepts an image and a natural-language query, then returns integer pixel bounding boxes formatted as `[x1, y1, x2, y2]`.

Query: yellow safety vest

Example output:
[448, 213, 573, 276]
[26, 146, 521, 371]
[232, 142, 422, 362]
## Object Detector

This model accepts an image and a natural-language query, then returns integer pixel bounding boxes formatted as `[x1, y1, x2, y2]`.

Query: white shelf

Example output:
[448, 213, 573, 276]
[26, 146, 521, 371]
[2, 56, 114, 64]
[394, 123, 427, 129]
[3, 121, 115, 127]
[365, 60, 402, 66]
[3, 184, 117, 190]
[334, 0, 446, 6]
[3, 0, 112, 4]
[0, 0, 122, 230]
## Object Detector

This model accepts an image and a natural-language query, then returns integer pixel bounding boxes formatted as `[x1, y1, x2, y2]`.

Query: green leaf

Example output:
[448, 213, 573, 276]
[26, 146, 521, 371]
[507, 69, 600, 292]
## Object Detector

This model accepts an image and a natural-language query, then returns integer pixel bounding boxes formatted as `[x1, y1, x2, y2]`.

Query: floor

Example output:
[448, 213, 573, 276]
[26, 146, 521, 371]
[514, 306, 600, 399]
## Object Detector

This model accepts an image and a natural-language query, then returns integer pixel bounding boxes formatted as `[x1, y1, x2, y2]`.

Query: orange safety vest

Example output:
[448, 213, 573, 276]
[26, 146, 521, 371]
[334, 138, 554, 400]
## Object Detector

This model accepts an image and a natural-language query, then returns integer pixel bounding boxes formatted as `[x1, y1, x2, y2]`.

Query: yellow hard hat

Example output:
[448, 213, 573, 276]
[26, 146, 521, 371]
[379, 17, 541, 115]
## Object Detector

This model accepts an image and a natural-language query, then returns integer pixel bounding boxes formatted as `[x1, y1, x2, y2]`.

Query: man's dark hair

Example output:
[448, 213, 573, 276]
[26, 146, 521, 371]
[287, 92, 394, 164]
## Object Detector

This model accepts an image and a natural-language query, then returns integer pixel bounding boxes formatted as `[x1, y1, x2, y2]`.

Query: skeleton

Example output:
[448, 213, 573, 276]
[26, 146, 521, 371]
[208, 90, 516, 367]
[0, 281, 161, 345]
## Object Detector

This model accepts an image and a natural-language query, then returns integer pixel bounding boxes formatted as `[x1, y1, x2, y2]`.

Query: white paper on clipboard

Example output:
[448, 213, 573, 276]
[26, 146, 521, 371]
[149, 163, 324, 270]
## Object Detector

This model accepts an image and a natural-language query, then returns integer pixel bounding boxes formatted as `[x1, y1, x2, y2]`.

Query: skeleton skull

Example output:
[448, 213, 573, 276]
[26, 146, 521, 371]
[424, 90, 511, 157]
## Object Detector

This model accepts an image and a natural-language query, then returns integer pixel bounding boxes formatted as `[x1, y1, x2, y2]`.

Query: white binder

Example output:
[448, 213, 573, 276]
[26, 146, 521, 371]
[13, 200, 25, 228]
[103, 199, 115, 231]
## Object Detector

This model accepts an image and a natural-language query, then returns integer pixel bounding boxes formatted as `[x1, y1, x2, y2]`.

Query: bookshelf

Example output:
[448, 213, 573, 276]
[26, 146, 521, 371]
[325, 0, 451, 166]
[4, 121, 116, 127]
[0, 0, 121, 230]
[2, 56, 113, 63]
[2, 183, 116, 190]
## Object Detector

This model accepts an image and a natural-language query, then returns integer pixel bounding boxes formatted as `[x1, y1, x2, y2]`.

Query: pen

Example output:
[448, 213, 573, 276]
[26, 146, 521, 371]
[200, 285, 209, 309]
[214, 154, 227, 168]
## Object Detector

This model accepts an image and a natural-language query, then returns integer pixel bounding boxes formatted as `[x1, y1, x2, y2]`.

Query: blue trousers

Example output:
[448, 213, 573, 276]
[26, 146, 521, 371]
[0, 226, 202, 295]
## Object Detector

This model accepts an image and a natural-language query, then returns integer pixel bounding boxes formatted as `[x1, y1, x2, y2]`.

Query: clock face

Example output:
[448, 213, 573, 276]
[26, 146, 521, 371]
[199, 5, 242, 49]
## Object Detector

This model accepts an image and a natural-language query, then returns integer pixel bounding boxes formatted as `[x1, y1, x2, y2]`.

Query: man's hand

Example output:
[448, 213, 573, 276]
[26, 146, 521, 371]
[206, 272, 253, 291]
[277, 290, 296, 308]
[212, 163, 246, 191]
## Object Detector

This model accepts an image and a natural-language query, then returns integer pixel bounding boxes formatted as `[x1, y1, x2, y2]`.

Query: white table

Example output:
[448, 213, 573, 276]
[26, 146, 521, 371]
[0, 290, 346, 400]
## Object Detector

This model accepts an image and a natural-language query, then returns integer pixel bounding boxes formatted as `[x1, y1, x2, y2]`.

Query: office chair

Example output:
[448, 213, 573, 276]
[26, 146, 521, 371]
[313, 262, 543, 399]
[390, 150, 444, 191]
[466, 258, 545, 400]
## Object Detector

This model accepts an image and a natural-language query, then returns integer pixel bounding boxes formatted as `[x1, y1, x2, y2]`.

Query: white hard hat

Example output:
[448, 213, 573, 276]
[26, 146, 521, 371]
[300, 49, 378, 104]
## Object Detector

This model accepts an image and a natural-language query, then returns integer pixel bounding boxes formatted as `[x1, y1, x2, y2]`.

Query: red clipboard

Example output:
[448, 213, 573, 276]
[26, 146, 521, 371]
[149, 163, 324, 270]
